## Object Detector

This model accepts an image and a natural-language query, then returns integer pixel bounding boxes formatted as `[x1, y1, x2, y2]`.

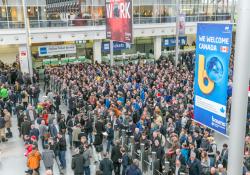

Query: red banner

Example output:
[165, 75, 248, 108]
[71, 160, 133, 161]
[105, 0, 133, 43]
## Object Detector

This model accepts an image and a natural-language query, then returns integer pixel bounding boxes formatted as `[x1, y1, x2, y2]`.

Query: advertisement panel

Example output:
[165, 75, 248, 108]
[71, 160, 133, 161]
[19, 45, 29, 73]
[105, 0, 133, 43]
[163, 36, 187, 47]
[194, 23, 233, 135]
[102, 41, 130, 52]
[39, 44, 76, 56]
[179, 14, 186, 35]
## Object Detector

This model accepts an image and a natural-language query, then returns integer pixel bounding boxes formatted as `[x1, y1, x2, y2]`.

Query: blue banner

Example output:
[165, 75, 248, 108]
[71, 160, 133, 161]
[102, 41, 130, 52]
[162, 36, 187, 47]
[194, 23, 232, 135]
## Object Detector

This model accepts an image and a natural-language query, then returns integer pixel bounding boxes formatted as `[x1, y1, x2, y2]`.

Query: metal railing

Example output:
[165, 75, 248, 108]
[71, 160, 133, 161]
[0, 14, 231, 29]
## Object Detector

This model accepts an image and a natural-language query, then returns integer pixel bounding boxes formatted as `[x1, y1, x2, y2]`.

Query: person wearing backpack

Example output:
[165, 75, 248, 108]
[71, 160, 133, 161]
[125, 159, 142, 175]
[99, 152, 114, 175]
[71, 148, 85, 175]
[120, 147, 130, 175]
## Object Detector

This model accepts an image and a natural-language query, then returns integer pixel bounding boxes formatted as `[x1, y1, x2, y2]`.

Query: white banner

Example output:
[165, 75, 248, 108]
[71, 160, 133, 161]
[38, 44, 76, 56]
[19, 45, 29, 73]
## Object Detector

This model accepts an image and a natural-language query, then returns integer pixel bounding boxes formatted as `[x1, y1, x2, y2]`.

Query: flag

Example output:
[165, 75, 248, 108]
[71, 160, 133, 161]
[220, 46, 229, 53]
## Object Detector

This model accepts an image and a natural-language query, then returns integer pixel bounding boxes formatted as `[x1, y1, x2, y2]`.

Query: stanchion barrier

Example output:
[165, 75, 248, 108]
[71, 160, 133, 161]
[164, 161, 170, 175]
[151, 152, 156, 175]
[140, 143, 145, 170]
[130, 136, 135, 159]
[121, 129, 126, 147]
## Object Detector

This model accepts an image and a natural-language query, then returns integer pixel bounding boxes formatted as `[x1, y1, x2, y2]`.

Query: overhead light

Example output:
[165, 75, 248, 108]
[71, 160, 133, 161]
[44, 35, 48, 39]
[28, 8, 31, 12]
[0, 38, 3, 42]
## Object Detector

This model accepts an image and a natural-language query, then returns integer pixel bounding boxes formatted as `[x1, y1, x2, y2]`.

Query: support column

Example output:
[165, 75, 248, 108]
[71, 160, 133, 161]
[228, 0, 250, 175]
[93, 39, 102, 64]
[154, 36, 162, 60]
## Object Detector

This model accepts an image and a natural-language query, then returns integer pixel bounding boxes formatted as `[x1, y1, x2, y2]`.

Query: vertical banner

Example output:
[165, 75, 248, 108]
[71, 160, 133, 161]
[179, 14, 186, 35]
[194, 23, 233, 135]
[105, 0, 133, 43]
[19, 45, 30, 74]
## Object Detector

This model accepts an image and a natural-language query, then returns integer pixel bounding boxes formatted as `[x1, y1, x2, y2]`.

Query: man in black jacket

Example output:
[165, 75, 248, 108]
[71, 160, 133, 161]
[21, 117, 31, 140]
[71, 148, 84, 175]
[111, 140, 122, 175]
[187, 152, 202, 175]
[100, 152, 114, 175]
[57, 133, 67, 169]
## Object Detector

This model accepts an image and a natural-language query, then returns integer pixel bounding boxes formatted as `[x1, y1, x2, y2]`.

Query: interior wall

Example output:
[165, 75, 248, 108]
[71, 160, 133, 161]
[0, 45, 19, 64]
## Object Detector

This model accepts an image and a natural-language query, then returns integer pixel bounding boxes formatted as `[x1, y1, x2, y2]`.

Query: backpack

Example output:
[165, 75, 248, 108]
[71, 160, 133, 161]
[127, 155, 133, 165]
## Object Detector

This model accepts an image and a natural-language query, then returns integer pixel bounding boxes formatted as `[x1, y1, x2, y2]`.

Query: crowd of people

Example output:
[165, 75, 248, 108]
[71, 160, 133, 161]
[0, 54, 249, 175]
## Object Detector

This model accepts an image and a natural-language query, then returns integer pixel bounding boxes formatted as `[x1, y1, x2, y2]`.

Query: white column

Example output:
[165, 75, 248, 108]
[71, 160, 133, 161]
[228, 0, 250, 175]
[154, 36, 162, 60]
[93, 39, 102, 63]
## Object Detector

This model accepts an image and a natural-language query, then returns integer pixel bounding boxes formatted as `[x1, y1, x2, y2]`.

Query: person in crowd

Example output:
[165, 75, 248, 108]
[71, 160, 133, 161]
[26, 144, 41, 175]
[57, 132, 67, 169]
[125, 159, 142, 175]
[221, 144, 228, 169]
[39, 120, 49, 149]
[21, 117, 31, 140]
[111, 140, 122, 175]
[71, 148, 84, 175]
[121, 147, 130, 175]
[30, 124, 40, 141]
[49, 119, 59, 138]
[66, 115, 74, 149]
[201, 151, 211, 175]
[72, 124, 81, 148]
[42, 144, 55, 171]
[3, 108, 12, 138]
[106, 122, 114, 153]
[0, 114, 7, 142]
[82, 143, 91, 175]
[99, 152, 114, 175]
[187, 152, 202, 175]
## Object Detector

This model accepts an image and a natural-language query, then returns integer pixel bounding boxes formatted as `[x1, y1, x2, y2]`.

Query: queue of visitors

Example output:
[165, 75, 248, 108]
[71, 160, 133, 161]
[0, 53, 249, 175]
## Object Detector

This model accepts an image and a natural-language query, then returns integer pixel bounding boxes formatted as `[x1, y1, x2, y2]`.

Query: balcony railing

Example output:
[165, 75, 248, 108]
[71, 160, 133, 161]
[0, 14, 231, 29]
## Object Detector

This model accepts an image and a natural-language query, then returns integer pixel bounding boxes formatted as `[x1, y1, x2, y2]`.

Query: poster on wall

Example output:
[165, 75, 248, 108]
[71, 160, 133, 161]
[19, 45, 29, 74]
[179, 14, 186, 35]
[38, 44, 76, 57]
[194, 23, 233, 135]
[105, 0, 133, 43]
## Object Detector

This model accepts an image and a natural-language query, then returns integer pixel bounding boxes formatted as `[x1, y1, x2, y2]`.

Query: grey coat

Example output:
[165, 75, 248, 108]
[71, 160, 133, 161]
[83, 148, 91, 167]
[42, 150, 55, 168]
[39, 124, 48, 137]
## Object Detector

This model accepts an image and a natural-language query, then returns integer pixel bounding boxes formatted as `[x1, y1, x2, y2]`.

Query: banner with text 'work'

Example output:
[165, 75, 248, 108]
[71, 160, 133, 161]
[105, 0, 133, 43]
[194, 23, 232, 135]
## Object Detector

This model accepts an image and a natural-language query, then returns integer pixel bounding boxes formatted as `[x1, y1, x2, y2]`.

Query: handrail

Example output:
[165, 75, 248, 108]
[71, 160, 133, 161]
[0, 14, 231, 29]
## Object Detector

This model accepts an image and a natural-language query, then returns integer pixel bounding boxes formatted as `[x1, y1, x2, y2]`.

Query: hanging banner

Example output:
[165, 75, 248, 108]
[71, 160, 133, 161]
[102, 41, 130, 52]
[194, 23, 233, 135]
[19, 45, 29, 73]
[38, 44, 76, 56]
[162, 36, 187, 47]
[105, 0, 133, 43]
[179, 14, 186, 35]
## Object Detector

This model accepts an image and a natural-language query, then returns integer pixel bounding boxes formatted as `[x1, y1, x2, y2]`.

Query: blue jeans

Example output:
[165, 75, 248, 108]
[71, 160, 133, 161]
[68, 133, 73, 147]
[88, 133, 93, 144]
[106, 139, 114, 153]
[83, 166, 90, 175]
[59, 151, 66, 168]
